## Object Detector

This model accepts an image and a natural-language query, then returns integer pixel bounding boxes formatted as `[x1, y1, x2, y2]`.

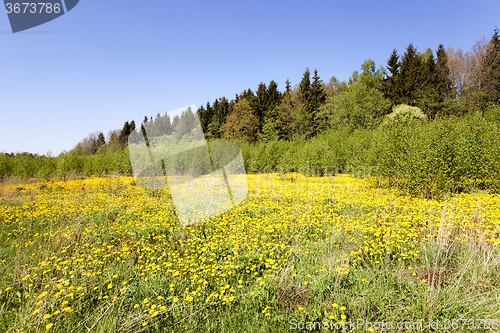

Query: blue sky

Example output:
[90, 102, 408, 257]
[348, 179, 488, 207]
[1, 0, 499, 155]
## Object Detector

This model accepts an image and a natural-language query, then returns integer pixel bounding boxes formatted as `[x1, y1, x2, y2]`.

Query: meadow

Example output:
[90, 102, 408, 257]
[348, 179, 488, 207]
[1, 172, 500, 332]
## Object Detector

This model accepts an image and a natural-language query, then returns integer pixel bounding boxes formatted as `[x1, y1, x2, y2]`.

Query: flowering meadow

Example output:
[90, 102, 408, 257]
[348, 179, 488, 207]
[1, 173, 500, 332]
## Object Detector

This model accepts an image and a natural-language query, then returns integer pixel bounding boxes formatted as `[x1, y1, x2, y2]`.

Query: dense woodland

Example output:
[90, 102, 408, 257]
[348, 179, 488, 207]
[1, 29, 500, 197]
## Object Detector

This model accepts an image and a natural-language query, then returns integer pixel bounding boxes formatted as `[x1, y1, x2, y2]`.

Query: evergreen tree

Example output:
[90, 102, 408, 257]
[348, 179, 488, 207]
[480, 28, 500, 103]
[97, 132, 106, 147]
[285, 79, 291, 93]
[380, 48, 400, 103]
[252, 82, 269, 126]
[436, 43, 453, 98]
[309, 69, 327, 135]
[418, 49, 443, 117]
[398, 43, 424, 106]
[276, 81, 294, 140]
[119, 121, 132, 148]
[266, 80, 281, 121]
[299, 68, 311, 106]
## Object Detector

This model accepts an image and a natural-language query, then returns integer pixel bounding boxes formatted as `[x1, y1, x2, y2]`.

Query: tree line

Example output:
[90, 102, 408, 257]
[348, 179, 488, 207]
[63, 27, 500, 151]
[1, 28, 499, 197]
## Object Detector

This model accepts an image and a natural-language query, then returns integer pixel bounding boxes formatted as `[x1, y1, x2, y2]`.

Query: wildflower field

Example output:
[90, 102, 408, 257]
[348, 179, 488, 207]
[1, 173, 500, 332]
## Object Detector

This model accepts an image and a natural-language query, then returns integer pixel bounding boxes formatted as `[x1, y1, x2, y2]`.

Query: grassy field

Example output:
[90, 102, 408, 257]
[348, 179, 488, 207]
[1, 173, 500, 332]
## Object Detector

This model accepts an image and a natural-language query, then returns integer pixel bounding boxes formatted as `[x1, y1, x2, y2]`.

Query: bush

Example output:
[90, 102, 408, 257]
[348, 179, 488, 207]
[382, 104, 427, 126]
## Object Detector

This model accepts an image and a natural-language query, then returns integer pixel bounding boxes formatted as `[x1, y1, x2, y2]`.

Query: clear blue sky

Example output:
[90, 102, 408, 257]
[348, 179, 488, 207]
[1, 0, 499, 156]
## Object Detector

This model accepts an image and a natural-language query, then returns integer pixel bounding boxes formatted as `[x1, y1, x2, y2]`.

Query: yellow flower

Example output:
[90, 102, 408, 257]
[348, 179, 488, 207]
[46, 323, 53, 330]
[44, 314, 51, 319]
[134, 304, 139, 308]
[107, 283, 113, 289]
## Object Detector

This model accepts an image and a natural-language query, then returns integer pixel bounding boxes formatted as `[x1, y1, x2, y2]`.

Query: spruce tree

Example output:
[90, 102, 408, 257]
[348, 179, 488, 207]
[380, 48, 400, 103]
[480, 28, 500, 103]
[118, 121, 132, 149]
[299, 68, 311, 106]
[285, 79, 291, 93]
[252, 82, 269, 126]
[399, 43, 424, 106]
[309, 69, 326, 135]
[436, 43, 453, 98]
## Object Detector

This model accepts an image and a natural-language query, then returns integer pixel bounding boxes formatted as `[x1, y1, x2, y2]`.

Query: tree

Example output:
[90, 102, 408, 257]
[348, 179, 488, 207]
[380, 48, 401, 103]
[107, 129, 121, 152]
[324, 76, 347, 99]
[118, 121, 134, 149]
[436, 43, 453, 98]
[309, 69, 327, 135]
[178, 107, 197, 138]
[446, 38, 488, 105]
[172, 115, 180, 130]
[220, 99, 261, 143]
[480, 28, 500, 103]
[81, 132, 106, 155]
[398, 43, 425, 106]
[285, 78, 291, 93]
[252, 82, 269, 126]
[276, 85, 295, 140]
[381, 44, 443, 117]
[299, 68, 311, 108]
[318, 82, 392, 130]
[359, 59, 386, 89]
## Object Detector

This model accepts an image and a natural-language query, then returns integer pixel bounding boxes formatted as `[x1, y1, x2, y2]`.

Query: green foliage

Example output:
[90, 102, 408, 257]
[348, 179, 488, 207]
[262, 119, 279, 143]
[221, 99, 262, 143]
[318, 81, 392, 130]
